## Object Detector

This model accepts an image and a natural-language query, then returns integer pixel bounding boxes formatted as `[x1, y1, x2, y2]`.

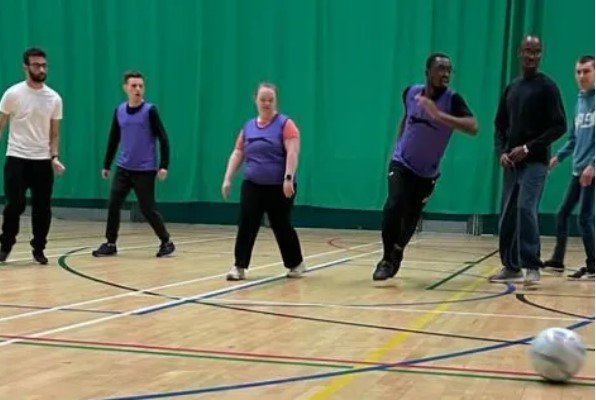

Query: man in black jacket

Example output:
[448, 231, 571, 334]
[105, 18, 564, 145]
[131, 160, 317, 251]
[490, 35, 567, 285]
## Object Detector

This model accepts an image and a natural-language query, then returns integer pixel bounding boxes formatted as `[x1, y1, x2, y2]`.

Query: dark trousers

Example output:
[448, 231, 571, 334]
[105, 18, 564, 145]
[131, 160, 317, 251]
[499, 162, 548, 272]
[0, 156, 54, 252]
[381, 161, 437, 260]
[234, 179, 303, 269]
[551, 175, 595, 270]
[105, 167, 169, 243]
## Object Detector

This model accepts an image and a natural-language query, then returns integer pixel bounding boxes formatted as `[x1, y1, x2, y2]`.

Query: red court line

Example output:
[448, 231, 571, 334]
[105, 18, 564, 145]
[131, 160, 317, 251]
[1, 334, 593, 381]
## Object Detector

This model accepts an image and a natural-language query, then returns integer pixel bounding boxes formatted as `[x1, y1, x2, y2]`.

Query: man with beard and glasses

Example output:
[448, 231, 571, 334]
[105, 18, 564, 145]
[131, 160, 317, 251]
[490, 35, 567, 286]
[372, 52, 479, 281]
[0, 47, 65, 264]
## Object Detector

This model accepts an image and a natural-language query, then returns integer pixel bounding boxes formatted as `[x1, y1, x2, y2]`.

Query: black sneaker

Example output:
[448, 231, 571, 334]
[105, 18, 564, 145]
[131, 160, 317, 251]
[543, 259, 565, 274]
[0, 248, 10, 262]
[92, 243, 117, 257]
[567, 267, 595, 280]
[373, 260, 394, 281]
[32, 250, 48, 265]
[156, 241, 175, 257]
[388, 248, 403, 277]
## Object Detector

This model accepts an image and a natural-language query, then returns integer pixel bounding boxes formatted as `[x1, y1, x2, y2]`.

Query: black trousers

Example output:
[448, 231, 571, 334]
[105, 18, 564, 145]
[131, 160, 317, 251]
[381, 161, 437, 260]
[0, 156, 54, 252]
[105, 167, 169, 243]
[551, 175, 595, 268]
[234, 179, 303, 269]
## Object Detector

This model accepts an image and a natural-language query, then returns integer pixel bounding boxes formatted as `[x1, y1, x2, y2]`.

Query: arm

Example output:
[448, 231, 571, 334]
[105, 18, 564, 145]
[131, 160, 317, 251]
[50, 96, 63, 159]
[555, 116, 576, 162]
[149, 106, 170, 170]
[494, 87, 509, 155]
[223, 131, 245, 183]
[0, 112, 8, 139]
[103, 109, 121, 170]
[526, 81, 567, 152]
[437, 93, 478, 135]
[283, 119, 300, 180]
[397, 86, 409, 138]
[0, 89, 14, 139]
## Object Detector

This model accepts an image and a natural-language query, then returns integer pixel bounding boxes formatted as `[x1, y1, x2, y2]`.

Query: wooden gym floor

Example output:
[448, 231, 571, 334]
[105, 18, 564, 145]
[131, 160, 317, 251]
[0, 218, 593, 399]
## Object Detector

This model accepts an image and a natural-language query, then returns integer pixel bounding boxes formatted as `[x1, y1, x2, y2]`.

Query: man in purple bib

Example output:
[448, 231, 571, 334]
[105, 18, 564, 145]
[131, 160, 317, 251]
[373, 53, 479, 281]
[93, 71, 175, 258]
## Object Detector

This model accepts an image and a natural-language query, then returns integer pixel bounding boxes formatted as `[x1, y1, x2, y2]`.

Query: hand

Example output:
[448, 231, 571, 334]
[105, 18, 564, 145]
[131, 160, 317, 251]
[52, 158, 66, 175]
[548, 156, 559, 170]
[221, 179, 232, 200]
[101, 169, 110, 179]
[157, 168, 168, 181]
[500, 153, 514, 168]
[415, 94, 440, 120]
[283, 179, 295, 198]
[580, 165, 594, 187]
[508, 145, 528, 162]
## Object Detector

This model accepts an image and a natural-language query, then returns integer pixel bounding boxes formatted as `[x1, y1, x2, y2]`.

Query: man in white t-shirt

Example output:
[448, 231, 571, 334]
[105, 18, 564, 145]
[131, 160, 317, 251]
[0, 48, 66, 264]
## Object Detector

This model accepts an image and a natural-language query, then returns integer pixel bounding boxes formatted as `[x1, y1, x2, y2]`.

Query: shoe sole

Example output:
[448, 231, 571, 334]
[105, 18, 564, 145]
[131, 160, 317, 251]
[489, 277, 524, 283]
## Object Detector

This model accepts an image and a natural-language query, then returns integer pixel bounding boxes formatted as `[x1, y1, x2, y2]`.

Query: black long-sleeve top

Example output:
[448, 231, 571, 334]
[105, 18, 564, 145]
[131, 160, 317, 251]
[494, 72, 567, 164]
[103, 103, 170, 170]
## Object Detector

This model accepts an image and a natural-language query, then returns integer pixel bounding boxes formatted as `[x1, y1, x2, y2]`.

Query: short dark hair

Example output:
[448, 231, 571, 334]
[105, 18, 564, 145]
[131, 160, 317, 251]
[426, 52, 450, 70]
[123, 70, 144, 84]
[23, 47, 46, 65]
[578, 55, 595, 65]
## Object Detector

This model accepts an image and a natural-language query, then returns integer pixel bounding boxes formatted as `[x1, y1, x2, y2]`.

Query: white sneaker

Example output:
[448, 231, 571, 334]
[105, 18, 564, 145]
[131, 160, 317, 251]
[226, 266, 246, 281]
[286, 263, 306, 278]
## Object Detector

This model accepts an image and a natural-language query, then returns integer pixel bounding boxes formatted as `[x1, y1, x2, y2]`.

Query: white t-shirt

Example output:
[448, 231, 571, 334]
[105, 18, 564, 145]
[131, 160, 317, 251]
[0, 81, 63, 159]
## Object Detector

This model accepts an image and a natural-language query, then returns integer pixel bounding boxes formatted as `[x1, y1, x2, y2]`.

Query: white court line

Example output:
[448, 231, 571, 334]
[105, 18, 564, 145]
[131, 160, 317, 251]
[0, 247, 382, 347]
[0, 240, 380, 325]
[0, 234, 234, 263]
[199, 298, 582, 322]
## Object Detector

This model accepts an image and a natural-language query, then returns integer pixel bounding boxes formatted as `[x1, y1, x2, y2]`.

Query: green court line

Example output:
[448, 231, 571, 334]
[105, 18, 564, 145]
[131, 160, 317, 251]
[426, 249, 498, 290]
[3, 339, 593, 387]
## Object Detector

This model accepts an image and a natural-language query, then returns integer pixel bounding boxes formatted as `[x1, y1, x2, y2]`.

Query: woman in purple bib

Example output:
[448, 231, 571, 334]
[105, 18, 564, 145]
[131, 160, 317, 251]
[222, 83, 305, 281]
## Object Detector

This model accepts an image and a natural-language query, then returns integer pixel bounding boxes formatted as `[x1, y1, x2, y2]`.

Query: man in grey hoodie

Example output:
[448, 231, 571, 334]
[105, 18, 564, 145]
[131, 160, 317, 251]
[544, 55, 595, 280]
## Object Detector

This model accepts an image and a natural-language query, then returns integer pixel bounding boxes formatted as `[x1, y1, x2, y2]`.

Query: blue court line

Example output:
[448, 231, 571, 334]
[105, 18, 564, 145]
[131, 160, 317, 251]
[101, 318, 594, 399]
[134, 255, 362, 316]
[0, 303, 121, 315]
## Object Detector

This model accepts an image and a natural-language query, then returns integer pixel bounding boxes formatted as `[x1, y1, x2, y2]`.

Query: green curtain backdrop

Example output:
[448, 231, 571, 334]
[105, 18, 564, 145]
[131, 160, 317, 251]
[0, 0, 593, 215]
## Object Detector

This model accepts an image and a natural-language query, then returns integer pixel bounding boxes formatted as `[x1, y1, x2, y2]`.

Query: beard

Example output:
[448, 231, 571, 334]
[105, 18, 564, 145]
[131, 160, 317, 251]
[29, 71, 46, 83]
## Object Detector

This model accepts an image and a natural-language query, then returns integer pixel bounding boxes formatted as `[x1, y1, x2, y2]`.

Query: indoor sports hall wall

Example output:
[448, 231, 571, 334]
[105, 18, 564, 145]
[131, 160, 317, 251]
[0, 0, 593, 233]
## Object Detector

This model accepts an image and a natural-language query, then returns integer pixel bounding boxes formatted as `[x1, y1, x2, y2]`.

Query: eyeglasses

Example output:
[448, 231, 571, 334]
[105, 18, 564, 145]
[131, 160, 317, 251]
[29, 62, 48, 69]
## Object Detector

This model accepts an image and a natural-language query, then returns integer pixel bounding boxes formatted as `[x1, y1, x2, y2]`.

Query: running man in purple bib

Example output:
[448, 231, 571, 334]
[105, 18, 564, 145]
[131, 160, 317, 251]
[373, 53, 479, 281]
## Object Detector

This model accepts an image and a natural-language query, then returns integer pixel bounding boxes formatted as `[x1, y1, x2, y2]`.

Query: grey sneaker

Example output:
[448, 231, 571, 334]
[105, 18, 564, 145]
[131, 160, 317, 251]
[488, 268, 524, 283]
[524, 269, 541, 286]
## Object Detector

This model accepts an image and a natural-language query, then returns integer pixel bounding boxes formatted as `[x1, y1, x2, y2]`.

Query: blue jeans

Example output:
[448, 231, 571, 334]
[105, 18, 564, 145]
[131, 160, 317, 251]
[499, 162, 548, 272]
[551, 175, 595, 270]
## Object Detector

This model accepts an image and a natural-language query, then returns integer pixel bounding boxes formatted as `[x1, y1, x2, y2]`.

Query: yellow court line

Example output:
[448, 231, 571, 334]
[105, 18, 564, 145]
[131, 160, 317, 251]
[307, 264, 499, 400]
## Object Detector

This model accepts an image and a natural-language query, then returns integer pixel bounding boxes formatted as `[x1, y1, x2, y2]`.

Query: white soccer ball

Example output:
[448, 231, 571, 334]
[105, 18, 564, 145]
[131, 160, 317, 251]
[529, 327, 586, 382]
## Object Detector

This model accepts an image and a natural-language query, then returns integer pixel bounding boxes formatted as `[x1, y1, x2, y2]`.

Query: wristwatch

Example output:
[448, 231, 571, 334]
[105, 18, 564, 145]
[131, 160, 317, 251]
[523, 145, 529, 154]
[51, 155, 58, 160]
[285, 174, 293, 181]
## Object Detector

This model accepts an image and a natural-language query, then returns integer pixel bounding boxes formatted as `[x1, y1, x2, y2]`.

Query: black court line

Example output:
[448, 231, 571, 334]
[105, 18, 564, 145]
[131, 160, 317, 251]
[515, 294, 595, 320]
[59, 247, 594, 352]
[200, 302, 594, 352]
